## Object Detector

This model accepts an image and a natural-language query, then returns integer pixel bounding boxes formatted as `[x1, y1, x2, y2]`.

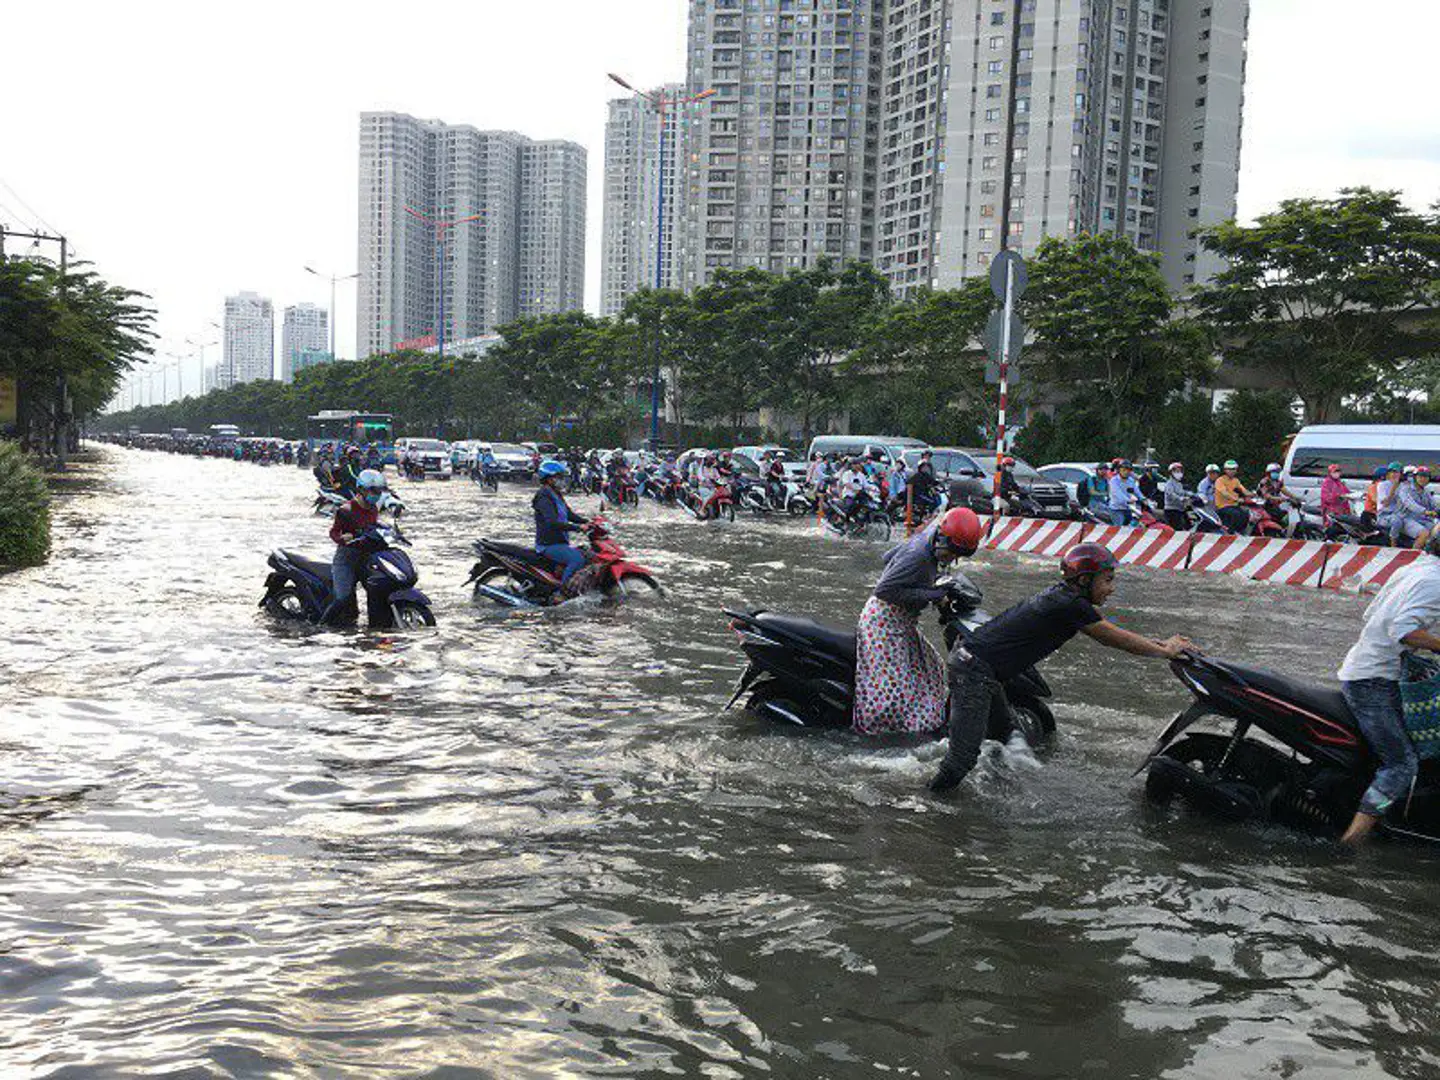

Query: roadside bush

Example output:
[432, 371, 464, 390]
[0, 441, 50, 569]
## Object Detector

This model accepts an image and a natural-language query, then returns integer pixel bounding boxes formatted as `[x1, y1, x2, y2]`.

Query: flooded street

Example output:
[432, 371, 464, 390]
[5, 446, 1440, 1077]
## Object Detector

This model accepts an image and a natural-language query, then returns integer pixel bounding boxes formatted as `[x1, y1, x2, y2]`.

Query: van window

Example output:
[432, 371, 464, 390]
[1290, 448, 1440, 480]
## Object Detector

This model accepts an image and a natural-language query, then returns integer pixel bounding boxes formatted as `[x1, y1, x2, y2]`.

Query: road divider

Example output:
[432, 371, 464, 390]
[983, 517, 1423, 593]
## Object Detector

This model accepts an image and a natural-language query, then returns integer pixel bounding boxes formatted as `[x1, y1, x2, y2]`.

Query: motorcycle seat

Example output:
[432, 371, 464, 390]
[754, 612, 857, 662]
[478, 538, 556, 567]
[1214, 660, 1354, 726]
[279, 551, 334, 583]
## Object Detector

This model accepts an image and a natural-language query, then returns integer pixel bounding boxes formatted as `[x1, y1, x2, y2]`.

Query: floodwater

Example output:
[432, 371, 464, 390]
[3, 447, 1439, 1078]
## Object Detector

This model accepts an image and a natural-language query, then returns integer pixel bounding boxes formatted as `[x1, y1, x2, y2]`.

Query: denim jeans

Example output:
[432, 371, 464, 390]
[931, 651, 1006, 791]
[1109, 505, 1134, 527]
[538, 542, 586, 584]
[320, 545, 367, 625]
[1341, 677, 1417, 817]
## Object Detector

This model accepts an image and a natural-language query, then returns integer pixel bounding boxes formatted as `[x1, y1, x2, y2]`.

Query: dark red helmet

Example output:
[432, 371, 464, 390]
[1061, 543, 1117, 582]
[937, 508, 983, 554]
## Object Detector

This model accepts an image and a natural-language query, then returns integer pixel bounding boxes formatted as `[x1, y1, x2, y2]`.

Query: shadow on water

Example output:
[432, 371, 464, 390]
[2, 446, 1439, 1076]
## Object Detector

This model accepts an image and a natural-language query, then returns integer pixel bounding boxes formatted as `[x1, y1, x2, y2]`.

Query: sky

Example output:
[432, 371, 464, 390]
[3, 0, 1439, 405]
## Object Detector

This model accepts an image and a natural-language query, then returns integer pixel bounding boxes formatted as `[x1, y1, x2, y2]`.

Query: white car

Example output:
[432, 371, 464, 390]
[1037, 462, 1101, 503]
[733, 444, 807, 481]
[394, 438, 453, 478]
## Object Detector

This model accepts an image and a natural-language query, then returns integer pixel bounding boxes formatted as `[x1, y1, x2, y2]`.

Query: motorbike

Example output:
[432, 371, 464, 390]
[260, 522, 435, 629]
[1325, 510, 1390, 547]
[603, 474, 640, 509]
[722, 578, 1054, 746]
[735, 475, 776, 515]
[688, 482, 737, 522]
[312, 488, 346, 516]
[466, 516, 661, 607]
[823, 490, 892, 541]
[1141, 653, 1440, 841]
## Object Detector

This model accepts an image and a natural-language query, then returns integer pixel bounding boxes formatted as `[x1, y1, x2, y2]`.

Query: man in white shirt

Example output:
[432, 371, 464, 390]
[1335, 553, 1440, 843]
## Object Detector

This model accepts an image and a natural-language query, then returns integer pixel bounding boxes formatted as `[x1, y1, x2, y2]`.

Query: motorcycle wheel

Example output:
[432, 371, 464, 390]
[614, 571, 661, 597]
[474, 565, 542, 604]
[1010, 704, 1051, 748]
[866, 514, 892, 542]
[263, 585, 307, 620]
[745, 681, 822, 727]
[391, 600, 437, 628]
[1145, 731, 1288, 820]
[625, 490, 639, 507]
[719, 502, 735, 522]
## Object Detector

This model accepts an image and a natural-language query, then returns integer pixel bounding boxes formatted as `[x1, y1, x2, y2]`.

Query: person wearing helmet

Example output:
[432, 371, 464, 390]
[1256, 463, 1300, 527]
[1214, 460, 1252, 533]
[1196, 464, 1221, 513]
[1319, 463, 1352, 523]
[929, 542, 1199, 793]
[319, 468, 389, 625]
[995, 455, 1023, 513]
[337, 445, 366, 496]
[533, 461, 590, 587]
[1078, 463, 1112, 521]
[1390, 465, 1438, 549]
[1162, 463, 1189, 531]
[909, 450, 940, 515]
[1137, 463, 1163, 504]
[854, 508, 985, 735]
[1107, 459, 1144, 527]
[1374, 461, 1404, 535]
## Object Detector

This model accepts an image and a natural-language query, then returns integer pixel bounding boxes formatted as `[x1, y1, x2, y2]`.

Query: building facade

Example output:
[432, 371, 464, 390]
[280, 302, 329, 383]
[357, 113, 587, 359]
[599, 86, 689, 316]
[220, 292, 274, 388]
[680, 0, 885, 290]
[680, 0, 1247, 298]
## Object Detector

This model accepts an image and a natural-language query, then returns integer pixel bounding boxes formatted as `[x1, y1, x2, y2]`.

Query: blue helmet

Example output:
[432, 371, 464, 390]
[538, 460, 568, 480]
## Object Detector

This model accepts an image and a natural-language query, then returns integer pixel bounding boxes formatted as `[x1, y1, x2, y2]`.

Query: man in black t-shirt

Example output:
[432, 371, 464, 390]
[929, 543, 1199, 793]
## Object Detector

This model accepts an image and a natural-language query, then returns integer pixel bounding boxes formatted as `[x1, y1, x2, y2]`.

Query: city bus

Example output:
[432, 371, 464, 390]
[306, 411, 394, 450]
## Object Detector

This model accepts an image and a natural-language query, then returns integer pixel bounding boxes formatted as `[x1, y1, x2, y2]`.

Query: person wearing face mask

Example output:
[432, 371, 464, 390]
[318, 469, 388, 625]
[1162, 462, 1190, 531]
[1255, 463, 1300, 528]
[1391, 465, 1439, 549]
[1319, 464, 1353, 523]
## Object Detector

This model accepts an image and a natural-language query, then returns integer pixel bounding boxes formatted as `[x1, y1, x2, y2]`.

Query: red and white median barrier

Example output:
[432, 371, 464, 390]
[984, 517, 1424, 593]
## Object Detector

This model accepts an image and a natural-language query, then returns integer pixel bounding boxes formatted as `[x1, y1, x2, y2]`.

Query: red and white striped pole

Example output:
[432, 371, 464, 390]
[992, 259, 1015, 520]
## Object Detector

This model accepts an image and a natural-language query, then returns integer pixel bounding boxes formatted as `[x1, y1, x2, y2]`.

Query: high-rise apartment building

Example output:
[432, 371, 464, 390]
[280, 302, 329, 384]
[681, 0, 1247, 297]
[357, 113, 587, 359]
[220, 292, 274, 388]
[680, 0, 885, 290]
[599, 86, 689, 316]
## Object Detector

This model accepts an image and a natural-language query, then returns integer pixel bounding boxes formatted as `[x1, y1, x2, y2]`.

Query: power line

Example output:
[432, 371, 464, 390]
[0, 175, 61, 237]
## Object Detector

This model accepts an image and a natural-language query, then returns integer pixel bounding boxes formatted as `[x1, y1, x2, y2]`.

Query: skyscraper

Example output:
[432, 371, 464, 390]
[680, 0, 1248, 297]
[680, 0, 884, 290]
[220, 292, 274, 388]
[280, 303, 329, 383]
[357, 113, 587, 359]
[599, 86, 689, 316]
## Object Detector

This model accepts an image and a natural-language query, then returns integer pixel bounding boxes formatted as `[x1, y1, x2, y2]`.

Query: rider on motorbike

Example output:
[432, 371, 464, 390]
[1336, 546, 1440, 844]
[997, 456, 1024, 514]
[929, 543, 1199, 793]
[909, 451, 940, 515]
[1391, 465, 1438, 549]
[1079, 463, 1112, 522]
[1107, 460, 1144, 527]
[1214, 460, 1253, 534]
[1196, 464, 1220, 513]
[1319, 463, 1352, 523]
[533, 461, 590, 590]
[1256, 463, 1300, 526]
[318, 468, 388, 625]
[1138, 463, 1163, 503]
[854, 508, 984, 735]
[764, 454, 789, 509]
[1162, 462, 1189, 531]
[837, 458, 879, 520]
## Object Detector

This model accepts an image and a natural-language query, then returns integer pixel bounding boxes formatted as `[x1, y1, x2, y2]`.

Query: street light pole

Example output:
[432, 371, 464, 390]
[401, 209, 482, 361]
[305, 265, 358, 361]
[608, 74, 716, 448]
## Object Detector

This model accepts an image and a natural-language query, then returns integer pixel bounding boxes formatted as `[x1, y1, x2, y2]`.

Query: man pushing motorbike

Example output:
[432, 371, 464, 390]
[929, 543, 1199, 792]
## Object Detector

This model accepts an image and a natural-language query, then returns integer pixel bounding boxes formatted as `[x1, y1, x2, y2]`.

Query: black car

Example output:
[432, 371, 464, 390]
[905, 448, 1071, 519]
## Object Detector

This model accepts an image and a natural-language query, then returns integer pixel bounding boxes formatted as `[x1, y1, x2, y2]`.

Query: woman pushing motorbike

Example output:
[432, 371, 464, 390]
[852, 508, 984, 735]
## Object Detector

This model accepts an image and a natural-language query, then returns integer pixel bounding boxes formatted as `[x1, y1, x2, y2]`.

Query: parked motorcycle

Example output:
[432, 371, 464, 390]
[466, 517, 660, 607]
[722, 578, 1054, 746]
[1141, 653, 1440, 840]
[260, 522, 435, 628]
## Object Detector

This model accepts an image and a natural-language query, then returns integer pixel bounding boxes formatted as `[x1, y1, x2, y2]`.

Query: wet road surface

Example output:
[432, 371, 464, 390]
[3, 447, 1439, 1078]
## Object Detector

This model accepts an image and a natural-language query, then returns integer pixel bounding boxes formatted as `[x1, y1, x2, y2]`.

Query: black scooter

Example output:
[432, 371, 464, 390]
[1141, 654, 1440, 841]
[260, 523, 436, 629]
[722, 579, 1055, 746]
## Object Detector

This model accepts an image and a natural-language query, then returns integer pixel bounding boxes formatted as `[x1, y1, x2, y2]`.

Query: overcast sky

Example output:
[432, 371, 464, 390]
[3, 0, 1438, 401]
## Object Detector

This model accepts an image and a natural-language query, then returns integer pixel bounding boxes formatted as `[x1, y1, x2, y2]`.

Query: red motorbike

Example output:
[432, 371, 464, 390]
[466, 517, 660, 607]
[692, 482, 736, 522]
[1240, 499, 1287, 538]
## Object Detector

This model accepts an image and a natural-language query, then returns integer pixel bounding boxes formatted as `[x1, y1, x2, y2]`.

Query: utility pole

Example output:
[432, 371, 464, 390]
[0, 226, 69, 466]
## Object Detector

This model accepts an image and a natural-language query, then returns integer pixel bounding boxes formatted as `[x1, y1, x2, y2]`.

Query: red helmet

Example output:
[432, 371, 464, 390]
[1001, 456, 1016, 468]
[1061, 543, 1117, 582]
[938, 508, 983, 554]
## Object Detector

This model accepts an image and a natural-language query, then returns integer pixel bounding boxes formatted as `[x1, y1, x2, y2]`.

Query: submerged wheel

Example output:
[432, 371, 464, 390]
[1144, 732, 1231, 806]
[614, 571, 661, 597]
[391, 600, 437, 628]
[745, 682, 821, 727]
[264, 585, 307, 620]
[1009, 704, 1051, 749]
[474, 565, 538, 603]
[719, 501, 736, 522]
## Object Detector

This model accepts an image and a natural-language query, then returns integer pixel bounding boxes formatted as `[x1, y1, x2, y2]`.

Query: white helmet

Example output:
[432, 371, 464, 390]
[1265, 462, 1282, 474]
[356, 468, 386, 492]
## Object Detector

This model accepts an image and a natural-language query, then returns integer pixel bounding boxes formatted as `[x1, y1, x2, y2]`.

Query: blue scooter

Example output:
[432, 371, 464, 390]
[260, 522, 435, 628]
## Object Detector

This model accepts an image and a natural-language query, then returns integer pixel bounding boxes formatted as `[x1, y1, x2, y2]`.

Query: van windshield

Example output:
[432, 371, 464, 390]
[1291, 449, 1440, 479]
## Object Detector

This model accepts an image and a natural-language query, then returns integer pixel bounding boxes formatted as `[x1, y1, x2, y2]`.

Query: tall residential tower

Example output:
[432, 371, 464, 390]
[280, 302, 329, 383]
[220, 291, 274, 388]
[357, 113, 587, 359]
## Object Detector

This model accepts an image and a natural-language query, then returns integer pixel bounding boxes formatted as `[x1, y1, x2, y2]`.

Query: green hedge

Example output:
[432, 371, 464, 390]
[0, 441, 50, 569]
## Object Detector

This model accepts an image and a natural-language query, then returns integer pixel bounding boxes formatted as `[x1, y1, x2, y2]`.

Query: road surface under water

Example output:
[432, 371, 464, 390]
[3, 448, 1439, 1078]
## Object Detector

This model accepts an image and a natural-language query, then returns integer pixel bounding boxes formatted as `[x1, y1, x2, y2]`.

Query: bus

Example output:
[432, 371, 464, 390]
[306, 411, 394, 450]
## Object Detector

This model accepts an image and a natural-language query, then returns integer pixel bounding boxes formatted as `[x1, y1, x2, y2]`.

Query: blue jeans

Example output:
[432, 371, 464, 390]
[1341, 678, 1417, 817]
[538, 543, 586, 584]
[1109, 505, 1134, 527]
[320, 545, 367, 624]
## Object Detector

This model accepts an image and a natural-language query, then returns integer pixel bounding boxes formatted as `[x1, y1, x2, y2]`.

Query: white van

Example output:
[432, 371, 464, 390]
[1282, 424, 1440, 498]
[807, 434, 930, 465]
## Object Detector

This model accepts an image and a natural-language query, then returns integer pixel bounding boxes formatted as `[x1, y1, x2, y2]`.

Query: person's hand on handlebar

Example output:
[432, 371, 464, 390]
[1159, 635, 1202, 659]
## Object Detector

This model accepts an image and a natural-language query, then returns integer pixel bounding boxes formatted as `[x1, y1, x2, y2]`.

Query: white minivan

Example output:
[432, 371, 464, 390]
[1282, 424, 1440, 498]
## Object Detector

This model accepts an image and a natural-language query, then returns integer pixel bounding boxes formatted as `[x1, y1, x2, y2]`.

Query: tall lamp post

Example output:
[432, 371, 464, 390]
[401, 208, 482, 360]
[186, 322, 220, 398]
[304, 265, 358, 361]
[607, 74, 715, 449]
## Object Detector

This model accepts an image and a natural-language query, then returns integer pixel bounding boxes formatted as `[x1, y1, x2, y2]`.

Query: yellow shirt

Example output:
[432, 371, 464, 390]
[1215, 474, 1249, 509]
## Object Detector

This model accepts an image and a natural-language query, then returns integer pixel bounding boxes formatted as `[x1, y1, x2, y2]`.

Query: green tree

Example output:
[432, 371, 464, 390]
[686, 268, 775, 433]
[1192, 188, 1440, 422]
[1023, 232, 1211, 447]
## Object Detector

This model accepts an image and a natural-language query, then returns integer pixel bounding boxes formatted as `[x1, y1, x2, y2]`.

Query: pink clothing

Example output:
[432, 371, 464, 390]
[1320, 475, 1351, 519]
[852, 597, 948, 735]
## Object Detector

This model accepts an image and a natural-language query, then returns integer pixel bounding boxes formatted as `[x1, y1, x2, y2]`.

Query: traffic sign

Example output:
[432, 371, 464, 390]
[983, 309, 1025, 363]
[989, 249, 1028, 303]
[985, 361, 1021, 386]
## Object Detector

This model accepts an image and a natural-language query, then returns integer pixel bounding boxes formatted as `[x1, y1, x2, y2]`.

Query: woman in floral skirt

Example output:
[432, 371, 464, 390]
[853, 508, 984, 735]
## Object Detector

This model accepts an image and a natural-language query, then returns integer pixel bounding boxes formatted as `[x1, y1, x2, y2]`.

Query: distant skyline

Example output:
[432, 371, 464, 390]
[3, 0, 1439, 402]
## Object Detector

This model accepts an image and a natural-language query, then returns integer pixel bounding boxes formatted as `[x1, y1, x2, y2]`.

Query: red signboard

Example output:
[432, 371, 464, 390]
[393, 333, 437, 351]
